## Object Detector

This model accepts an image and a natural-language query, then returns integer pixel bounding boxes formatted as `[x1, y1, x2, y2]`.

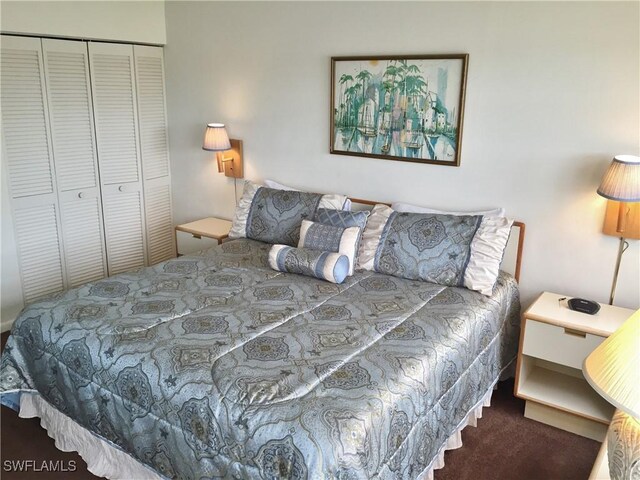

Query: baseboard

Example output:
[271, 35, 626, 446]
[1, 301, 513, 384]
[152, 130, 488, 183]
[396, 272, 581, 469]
[1, 315, 17, 333]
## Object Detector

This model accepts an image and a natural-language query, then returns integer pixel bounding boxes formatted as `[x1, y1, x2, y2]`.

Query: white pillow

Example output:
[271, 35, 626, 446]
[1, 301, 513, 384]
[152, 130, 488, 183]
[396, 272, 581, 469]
[391, 201, 505, 217]
[264, 179, 298, 191]
[464, 215, 514, 295]
[265, 179, 352, 210]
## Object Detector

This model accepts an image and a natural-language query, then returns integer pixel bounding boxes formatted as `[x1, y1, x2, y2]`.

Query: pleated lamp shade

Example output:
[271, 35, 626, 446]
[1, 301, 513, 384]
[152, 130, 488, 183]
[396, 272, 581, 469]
[202, 123, 231, 151]
[583, 310, 640, 419]
[597, 155, 640, 202]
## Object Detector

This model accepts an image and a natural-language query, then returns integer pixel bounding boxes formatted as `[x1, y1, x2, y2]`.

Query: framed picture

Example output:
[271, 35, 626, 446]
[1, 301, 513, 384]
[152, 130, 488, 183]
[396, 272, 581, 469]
[330, 54, 468, 167]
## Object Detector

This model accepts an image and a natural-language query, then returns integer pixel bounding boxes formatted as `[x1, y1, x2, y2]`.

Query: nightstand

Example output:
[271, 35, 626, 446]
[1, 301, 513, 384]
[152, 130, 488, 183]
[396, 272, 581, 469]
[514, 292, 634, 441]
[175, 217, 232, 256]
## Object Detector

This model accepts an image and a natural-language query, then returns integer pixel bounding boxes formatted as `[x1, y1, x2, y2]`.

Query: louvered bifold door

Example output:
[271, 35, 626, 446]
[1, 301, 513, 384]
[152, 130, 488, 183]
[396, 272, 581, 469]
[134, 45, 175, 264]
[88, 42, 147, 275]
[0, 35, 66, 303]
[42, 39, 107, 287]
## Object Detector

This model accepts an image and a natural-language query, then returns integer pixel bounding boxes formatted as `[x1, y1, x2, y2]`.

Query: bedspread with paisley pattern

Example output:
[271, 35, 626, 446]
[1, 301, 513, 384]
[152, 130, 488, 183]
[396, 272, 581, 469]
[0, 238, 520, 480]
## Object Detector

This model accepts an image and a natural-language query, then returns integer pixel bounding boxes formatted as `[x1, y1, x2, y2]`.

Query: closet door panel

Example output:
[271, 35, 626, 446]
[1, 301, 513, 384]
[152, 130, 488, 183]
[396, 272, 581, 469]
[89, 42, 142, 186]
[43, 39, 100, 191]
[89, 42, 147, 274]
[101, 185, 146, 275]
[143, 180, 174, 264]
[58, 190, 107, 287]
[134, 45, 175, 264]
[1, 35, 66, 302]
[134, 46, 170, 181]
[13, 202, 65, 302]
[1, 36, 56, 198]
[43, 39, 107, 286]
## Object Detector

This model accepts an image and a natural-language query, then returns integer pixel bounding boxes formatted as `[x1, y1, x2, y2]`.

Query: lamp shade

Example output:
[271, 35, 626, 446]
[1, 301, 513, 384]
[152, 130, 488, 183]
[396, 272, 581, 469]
[583, 310, 640, 419]
[597, 155, 640, 202]
[202, 123, 231, 151]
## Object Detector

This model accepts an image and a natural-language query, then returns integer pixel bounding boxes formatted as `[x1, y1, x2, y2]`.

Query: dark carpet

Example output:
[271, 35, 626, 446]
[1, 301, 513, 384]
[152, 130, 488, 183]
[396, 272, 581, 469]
[1, 331, 599, 479]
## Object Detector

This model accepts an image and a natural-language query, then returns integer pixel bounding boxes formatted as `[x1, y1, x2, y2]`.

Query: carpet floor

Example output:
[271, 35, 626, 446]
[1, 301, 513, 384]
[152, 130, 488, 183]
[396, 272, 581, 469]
[1, 332, 600, 480]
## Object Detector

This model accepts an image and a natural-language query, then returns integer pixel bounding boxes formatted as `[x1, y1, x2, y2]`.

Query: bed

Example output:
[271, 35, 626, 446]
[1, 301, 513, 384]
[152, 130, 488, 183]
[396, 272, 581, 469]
[1, 201, 524, 480]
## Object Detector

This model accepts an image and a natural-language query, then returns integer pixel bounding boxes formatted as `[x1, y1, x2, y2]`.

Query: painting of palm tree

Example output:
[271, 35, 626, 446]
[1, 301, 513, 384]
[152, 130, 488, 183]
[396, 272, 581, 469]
[331, 55, 468, 166]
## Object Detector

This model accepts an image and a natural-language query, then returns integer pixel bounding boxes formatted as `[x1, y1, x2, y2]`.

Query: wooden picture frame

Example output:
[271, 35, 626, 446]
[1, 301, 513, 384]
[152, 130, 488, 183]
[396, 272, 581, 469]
[330, 54, 469, 167]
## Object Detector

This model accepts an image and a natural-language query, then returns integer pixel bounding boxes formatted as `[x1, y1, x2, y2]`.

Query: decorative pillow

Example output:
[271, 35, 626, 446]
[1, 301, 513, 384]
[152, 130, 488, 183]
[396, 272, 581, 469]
[265, 180, 352, 210]
[357, 205, 482, 286]
[298, 220, 361, 275]
[463, 215, 514, 295]
[358, 204, 513, 294]
[314, 208, 369, 230]
[392, 201, 505, 217]
[229, 181, 349, 246]
[313, 208, 369, 273]
[268, 245, 349, 284]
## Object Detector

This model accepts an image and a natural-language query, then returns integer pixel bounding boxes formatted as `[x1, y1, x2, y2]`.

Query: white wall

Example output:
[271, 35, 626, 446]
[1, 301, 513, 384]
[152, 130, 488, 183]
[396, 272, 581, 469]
[0, 1, 167, 331]
[0, 1, 166, 45]
[164, 1, 639, 310]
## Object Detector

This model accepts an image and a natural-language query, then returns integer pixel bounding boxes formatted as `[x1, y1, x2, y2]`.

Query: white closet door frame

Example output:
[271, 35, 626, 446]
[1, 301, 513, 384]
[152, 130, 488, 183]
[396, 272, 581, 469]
[89, 41, 148, 274]
[134, 45, 175, 264]
[42, 38, 108, 286]
[1, 35, 67, 302]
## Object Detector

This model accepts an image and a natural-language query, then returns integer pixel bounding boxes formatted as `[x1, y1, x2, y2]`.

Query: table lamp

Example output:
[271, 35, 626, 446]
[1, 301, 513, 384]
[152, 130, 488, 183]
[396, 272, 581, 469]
[583, 310, 640, 480]
[596, 155, 640, 305]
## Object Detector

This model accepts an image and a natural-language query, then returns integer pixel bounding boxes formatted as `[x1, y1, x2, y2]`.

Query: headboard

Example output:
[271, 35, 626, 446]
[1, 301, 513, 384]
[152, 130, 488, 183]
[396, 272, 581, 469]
[348, 198, 525, 283]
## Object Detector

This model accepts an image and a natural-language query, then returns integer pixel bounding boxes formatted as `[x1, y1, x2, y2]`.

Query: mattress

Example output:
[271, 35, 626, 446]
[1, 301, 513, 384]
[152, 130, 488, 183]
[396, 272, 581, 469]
[1, 238, 520, 479]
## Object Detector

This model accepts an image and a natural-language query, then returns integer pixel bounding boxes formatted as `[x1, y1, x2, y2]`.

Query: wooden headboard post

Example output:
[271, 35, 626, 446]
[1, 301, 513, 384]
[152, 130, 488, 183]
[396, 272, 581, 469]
[512, 221, 525, 283]
[347, 197, 525, 283]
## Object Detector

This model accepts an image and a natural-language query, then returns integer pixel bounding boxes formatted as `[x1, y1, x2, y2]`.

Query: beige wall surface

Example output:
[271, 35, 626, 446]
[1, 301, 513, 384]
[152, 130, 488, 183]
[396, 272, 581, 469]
[164, 1, 639, 310]
[0, 0, 166, 44]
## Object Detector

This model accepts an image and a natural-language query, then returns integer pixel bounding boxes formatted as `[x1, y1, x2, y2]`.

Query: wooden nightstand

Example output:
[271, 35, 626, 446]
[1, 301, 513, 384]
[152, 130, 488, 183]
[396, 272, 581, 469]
[175, 217, 232, 256]
[514, 292, 634, 441]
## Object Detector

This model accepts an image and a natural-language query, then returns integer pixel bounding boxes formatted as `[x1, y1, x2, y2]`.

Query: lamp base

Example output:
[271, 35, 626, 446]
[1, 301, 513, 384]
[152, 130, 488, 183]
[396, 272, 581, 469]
[608, 410, 640, 480]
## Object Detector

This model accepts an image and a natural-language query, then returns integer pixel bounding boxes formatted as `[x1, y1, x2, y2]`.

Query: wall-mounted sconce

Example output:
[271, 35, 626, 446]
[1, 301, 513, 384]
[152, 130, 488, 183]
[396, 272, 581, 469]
[202, 123, 243, 179]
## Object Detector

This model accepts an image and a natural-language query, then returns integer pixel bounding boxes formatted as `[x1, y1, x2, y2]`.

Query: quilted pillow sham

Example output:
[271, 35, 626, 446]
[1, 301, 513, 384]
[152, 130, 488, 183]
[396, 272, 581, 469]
[264, 180, 353, 210]
[298, 220, 361, 275]
[357, 204, 513, 295]
[313, 208, 369, 230]
[229, 181, 349, 246]
[268, 245, 349, 284]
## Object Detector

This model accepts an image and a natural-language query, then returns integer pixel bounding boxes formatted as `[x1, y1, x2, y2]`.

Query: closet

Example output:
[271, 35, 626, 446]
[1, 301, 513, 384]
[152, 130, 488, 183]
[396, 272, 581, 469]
[1, 35, 174, 304]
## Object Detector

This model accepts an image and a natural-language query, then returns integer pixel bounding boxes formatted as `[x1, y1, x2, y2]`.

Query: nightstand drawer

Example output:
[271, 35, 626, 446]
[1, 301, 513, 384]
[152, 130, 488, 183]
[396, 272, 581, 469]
[176, 230, 220, 255]
[522, 319, 605, 370]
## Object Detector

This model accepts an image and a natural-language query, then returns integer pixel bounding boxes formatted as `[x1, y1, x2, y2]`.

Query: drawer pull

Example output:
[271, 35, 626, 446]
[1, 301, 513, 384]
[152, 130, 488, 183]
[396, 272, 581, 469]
[192, 234, 201, 239]
[78, 192, 84, 199]
[563, 328, 586, 338]
[118, 185, 124, 192]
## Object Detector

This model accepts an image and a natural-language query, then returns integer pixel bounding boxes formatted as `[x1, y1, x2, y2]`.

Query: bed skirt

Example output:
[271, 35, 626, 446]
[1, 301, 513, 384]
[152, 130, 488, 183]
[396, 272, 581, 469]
[15, 367, 512, 480]
[418, 378, 498, 480]
[18, 393, 162, 480]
